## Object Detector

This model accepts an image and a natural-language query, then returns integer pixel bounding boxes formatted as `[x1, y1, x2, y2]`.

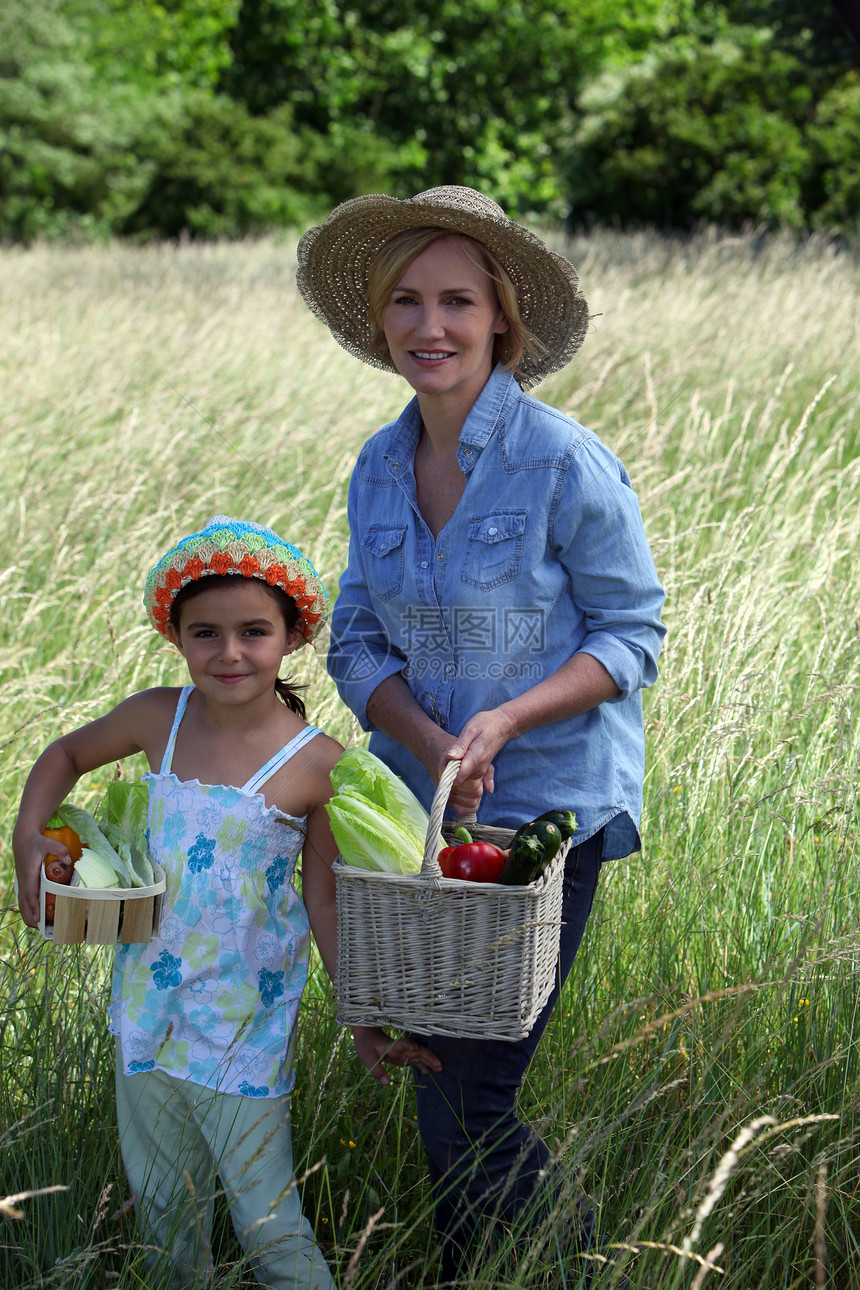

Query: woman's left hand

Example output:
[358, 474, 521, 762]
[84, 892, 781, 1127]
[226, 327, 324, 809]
[445, 707, 518, 802]
[352, 1026, 442, 1086]
[445, 658, 620, 809]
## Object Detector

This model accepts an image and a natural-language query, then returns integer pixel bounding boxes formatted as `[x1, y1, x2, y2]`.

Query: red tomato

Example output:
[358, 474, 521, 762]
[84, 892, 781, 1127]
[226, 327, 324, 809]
[42, 823, 82, 925]
[44, 855, 74, 884]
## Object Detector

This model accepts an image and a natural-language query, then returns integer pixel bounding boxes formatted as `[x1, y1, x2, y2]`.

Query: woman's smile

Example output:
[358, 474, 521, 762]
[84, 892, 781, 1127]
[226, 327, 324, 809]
[383, 237, 508, 409]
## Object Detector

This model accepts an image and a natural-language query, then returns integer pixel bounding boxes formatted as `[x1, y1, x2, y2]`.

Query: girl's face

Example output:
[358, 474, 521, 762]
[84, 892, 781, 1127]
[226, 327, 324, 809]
[166, 580, 302, 707]
[382, 236, 509, 409]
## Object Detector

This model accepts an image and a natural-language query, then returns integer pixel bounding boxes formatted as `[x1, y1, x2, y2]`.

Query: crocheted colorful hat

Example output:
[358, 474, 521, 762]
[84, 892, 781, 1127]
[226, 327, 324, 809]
[296, 185, 590, 391]
[143, 516, 329, 646]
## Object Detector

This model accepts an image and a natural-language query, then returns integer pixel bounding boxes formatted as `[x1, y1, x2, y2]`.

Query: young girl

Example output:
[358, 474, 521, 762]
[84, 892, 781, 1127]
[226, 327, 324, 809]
[13, 515, 439, 1290]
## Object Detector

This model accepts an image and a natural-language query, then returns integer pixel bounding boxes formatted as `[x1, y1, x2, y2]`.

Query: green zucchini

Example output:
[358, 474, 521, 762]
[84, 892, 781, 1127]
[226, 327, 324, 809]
[497, 819, 563, 886]
[534, 809, 578, 841]
[525, 819, 563, 867]
[497, 832, 545, 886]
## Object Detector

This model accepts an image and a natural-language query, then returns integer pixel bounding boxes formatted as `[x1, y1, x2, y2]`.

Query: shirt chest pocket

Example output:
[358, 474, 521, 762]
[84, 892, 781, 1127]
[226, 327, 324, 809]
[363, 524, 408, 602]
[461, 511, 527, 590]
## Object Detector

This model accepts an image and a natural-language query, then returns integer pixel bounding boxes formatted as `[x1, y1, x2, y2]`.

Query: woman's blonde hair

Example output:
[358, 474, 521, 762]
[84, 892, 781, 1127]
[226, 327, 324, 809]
[365, 228, 546, 382]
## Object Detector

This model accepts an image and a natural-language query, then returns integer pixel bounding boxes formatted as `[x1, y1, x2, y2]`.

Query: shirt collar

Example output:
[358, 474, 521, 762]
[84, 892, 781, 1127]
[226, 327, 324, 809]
[458, 365, 520, 459]
[385, 365, 521, 475]
[385, 399, 422, 476]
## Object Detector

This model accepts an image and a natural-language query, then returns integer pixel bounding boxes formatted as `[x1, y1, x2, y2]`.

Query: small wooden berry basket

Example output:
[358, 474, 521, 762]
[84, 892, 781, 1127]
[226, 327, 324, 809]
[37, 864, 166, 945]
[334, 760, 567, 1041]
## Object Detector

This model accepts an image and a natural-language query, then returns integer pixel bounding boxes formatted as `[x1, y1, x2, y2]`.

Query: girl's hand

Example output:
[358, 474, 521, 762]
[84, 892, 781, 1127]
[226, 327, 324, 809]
[13, 830, 69, 928]
[10, 694, 159, 929]
[352, 1026, 442, 1086]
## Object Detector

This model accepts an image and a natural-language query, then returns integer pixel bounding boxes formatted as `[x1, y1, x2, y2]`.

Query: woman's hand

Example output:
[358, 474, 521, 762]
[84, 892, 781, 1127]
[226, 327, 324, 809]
[442, 770, 487, 817]
[441, 707, 519, 811]
[352, 1026, 442, 1086]
[429, 744, 487, 816]
[441, 659, 621, 813]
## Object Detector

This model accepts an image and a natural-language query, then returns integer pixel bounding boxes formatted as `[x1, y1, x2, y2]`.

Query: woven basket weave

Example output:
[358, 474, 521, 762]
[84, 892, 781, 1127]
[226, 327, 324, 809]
[334, 759, 567, 1040]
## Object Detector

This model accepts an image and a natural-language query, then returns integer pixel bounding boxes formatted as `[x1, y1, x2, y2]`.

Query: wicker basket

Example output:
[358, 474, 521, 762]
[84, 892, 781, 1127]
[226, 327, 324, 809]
[334, 759, 567, 1040]
[36, 864, 166, 945]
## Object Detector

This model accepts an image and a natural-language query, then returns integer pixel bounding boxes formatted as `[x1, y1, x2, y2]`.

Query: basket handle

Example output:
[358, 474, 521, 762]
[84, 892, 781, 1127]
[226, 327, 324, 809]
[422, 758, 461, 877]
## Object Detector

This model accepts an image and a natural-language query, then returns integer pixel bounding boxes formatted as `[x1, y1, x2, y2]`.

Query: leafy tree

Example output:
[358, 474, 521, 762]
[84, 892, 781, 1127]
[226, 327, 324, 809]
[72, 0, 241, 91]
[0, 0, 166, 240]
[117, 95, 307, 238]
[3, 0, 859, 240]
[806, 71, 860, 232]
[221, 0, 354, 121]
[222, 0, 677, 217]
[118, 96, 412, 238]
[722, 0, 858, 67]
[565, 9, 860, 234]
[829, 0, 860, 45]
[0, 0, 350, 240]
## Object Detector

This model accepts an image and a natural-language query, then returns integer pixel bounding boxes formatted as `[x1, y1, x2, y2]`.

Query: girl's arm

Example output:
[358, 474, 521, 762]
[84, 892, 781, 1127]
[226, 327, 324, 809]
[300, 800, 341, 984]
[13, 690, 171, 926]
[301, 771, 442, 1086]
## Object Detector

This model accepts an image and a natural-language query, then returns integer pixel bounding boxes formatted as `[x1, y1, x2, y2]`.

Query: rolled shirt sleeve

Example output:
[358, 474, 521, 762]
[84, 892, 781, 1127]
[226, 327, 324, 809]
[549, 435, 665, 701]
[328, 444, 409, 729]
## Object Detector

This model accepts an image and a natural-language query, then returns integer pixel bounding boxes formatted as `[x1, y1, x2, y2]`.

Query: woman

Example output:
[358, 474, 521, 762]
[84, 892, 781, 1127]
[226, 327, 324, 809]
[297, 187, 666, 1282]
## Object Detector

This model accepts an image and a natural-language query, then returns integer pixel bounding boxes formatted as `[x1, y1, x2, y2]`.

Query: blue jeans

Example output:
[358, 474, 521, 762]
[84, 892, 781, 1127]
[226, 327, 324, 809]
[411, 831, 604, 1280]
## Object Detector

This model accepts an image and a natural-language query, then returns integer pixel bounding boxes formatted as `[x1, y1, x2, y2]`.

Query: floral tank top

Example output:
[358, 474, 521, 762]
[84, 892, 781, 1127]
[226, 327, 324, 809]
[109, 686, 322, 1098]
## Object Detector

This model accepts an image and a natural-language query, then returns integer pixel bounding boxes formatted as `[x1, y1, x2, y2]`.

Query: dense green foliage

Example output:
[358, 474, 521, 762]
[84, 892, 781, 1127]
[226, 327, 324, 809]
[569, 4, 860, 232]
[1, 1, 859, 237]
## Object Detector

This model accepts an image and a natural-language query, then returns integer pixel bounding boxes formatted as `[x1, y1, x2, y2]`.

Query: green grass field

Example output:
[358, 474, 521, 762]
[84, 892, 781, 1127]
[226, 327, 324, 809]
[1, 228, 858, 1288]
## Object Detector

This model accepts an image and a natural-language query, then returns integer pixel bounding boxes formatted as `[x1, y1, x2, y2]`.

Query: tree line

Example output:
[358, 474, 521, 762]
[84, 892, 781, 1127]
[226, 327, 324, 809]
[1, 0, 858, 242]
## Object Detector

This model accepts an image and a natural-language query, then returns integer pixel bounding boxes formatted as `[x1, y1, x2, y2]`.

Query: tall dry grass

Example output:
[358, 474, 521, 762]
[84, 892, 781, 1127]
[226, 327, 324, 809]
[1, 227, 858, 1287]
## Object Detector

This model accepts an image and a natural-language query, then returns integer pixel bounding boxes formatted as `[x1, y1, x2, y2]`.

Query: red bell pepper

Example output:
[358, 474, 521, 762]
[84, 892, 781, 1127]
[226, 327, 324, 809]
[438, 828, 506, 883]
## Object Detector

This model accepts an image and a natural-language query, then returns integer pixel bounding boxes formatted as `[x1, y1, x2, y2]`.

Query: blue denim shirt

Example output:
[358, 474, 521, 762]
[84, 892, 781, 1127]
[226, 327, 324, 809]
[328, 365, 666, 858]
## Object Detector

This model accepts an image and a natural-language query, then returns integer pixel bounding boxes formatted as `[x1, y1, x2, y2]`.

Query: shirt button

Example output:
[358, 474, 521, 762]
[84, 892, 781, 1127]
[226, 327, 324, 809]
[463, 448, 473, 456]
[436, 553, 444, 560]
[446, 663, 455, 677]
[420, 560, 429, 569]
[488, 526, 498, 536]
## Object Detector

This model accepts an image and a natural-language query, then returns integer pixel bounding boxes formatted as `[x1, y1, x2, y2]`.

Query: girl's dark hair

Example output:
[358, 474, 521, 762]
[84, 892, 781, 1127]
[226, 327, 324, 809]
[168, 575, 307, 718]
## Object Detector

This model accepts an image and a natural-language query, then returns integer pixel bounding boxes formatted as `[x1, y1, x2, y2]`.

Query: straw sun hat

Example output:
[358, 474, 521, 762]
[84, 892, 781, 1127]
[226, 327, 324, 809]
[296, 186, 589, 390]
[143, 515, 329, 646]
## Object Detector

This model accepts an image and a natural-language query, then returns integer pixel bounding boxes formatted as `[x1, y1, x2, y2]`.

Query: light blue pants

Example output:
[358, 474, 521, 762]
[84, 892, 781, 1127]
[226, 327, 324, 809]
[115, 1053, 336, 1290]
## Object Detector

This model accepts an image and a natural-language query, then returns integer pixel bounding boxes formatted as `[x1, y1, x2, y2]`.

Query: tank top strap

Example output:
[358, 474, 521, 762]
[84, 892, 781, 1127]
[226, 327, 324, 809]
[242, 725, 323, 795]
[160, 686, 194, 775]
